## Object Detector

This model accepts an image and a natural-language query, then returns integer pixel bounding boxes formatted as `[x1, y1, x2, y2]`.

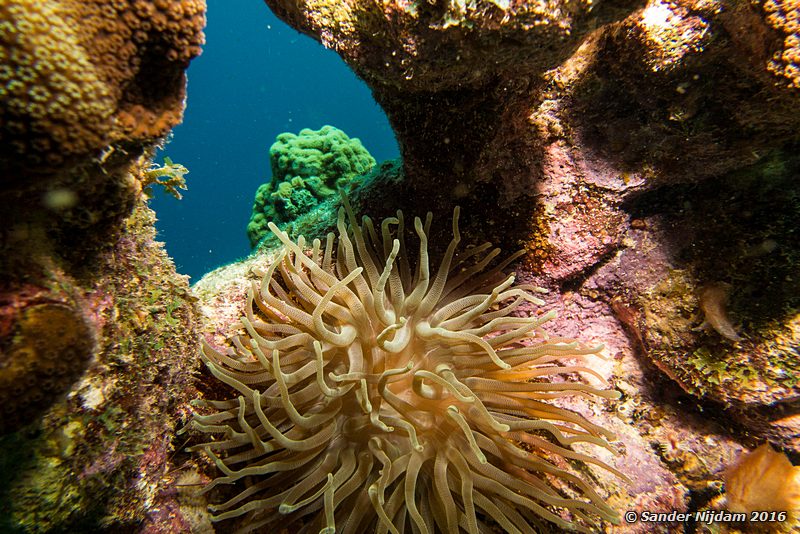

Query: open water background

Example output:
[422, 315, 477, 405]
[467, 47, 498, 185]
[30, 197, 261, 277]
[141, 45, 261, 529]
[151, 0, 399, 281]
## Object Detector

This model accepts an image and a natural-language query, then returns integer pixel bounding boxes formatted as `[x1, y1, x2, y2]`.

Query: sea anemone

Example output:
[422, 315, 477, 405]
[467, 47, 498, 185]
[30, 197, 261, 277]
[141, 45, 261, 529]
[187, 195, 624, 533]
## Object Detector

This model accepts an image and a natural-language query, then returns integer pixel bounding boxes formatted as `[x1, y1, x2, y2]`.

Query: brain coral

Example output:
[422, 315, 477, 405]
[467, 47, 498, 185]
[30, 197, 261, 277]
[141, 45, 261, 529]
[0, 0, 205, 178]
[247, 125, 376, 246]
[190, 196, 624, 533]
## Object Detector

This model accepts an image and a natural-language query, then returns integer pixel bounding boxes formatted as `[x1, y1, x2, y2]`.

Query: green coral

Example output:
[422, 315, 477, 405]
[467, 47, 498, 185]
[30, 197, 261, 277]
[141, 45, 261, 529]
[247, 125, 375, 247]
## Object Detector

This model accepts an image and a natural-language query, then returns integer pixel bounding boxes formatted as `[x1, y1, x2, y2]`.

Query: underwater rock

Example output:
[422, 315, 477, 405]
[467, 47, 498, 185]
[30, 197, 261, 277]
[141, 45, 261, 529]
[264, 0, 638, 92]
[0, 1, 208, 531]
[0, 203, 205, 532]
[0, 202, 203, 533]
[0, 287, 95, 436]
[255, 0, 800, 528]
[583, 155, 800, 452]
[262, 0, 798, 204]
[569, 1, 800, 186]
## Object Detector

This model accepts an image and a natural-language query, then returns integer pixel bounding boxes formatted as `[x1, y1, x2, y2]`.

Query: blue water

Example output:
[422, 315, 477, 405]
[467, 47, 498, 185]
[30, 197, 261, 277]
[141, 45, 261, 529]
[151, 0, 399, 281]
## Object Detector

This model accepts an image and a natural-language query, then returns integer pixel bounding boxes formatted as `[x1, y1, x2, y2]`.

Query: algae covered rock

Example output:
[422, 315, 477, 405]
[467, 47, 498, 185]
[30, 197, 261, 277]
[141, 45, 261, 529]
[0, 1, 209, 531]
[0, 196, 204, 533]
[252, 0, 800, 528]
[0, 290, 94, 436]
[247, 125, 376, 246]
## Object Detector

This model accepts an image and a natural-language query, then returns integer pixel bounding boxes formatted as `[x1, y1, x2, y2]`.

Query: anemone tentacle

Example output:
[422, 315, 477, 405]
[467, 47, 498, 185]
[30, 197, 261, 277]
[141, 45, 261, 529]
[189, 194, 624, 533]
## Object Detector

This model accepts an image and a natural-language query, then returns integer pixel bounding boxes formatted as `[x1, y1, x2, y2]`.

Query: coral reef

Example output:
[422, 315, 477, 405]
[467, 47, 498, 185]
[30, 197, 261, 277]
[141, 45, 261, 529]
[1, 0, 797, 530]
[0, 198, 203, 533]
[249, 158, 404, 254]
[247, 125, 376, 247]
[189, 196, 624, 532]
[265, 0, 635, 92]
[0, 0, 205, 180]
[763, 0, 800, 88]
[251, 0, 800, 529]
[262, 0, 798, 202]
[0, 290, 94, 436]
[0, 1, 208, 531]
[597, 155, 800, 430]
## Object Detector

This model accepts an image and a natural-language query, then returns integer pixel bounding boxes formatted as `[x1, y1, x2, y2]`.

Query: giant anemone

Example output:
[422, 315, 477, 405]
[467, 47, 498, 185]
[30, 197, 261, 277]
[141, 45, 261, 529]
[187, 195, 625, 533]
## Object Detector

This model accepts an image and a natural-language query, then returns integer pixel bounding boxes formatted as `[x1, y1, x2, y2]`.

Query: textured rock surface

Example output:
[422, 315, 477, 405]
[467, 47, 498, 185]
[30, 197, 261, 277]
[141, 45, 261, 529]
[0, 1, 207, 531]
[264, 0, 797, 199]
[0, 200, 204, 533]
[0, 288, 94, 436]
[249, 0, 800, 530]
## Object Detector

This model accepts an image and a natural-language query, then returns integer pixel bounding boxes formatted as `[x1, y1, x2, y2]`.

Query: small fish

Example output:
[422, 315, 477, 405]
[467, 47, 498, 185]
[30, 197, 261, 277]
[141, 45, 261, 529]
[698, 282, 741, 342]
